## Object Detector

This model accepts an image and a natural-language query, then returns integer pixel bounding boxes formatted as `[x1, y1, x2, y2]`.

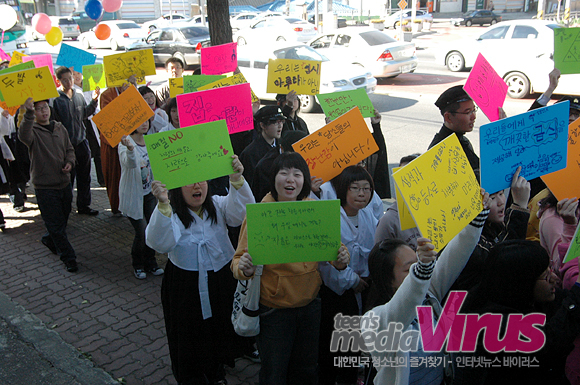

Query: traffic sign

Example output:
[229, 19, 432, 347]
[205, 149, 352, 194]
[398, 0, 408, 9]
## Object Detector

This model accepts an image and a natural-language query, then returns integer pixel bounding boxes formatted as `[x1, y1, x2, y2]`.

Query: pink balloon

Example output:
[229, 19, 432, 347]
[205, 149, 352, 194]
[32, 13, 51, 35]
[102, 0, 123, 13]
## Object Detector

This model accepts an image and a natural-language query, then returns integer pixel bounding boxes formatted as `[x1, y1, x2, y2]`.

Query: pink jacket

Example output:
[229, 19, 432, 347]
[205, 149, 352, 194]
[539, 207, 577, 272]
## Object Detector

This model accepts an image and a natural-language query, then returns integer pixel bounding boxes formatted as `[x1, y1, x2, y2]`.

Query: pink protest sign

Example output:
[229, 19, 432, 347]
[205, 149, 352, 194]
[0, 48, 10, 61]
[463, 53, 508, 122]
[201, 42, 237, 75]
[22, 54, 54, 74]
[176, 83, 253, 134]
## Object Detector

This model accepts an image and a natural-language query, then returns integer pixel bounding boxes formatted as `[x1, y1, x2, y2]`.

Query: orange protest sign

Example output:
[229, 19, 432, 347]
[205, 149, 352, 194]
[92, 86, 154, 147]
[542, 117, 580, 200]
[292, 107, 379, 182]
[0, 101, 20, 116]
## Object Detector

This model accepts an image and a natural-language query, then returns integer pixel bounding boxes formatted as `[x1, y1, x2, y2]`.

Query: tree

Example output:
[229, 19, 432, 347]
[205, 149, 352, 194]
[206, 0, 233, 46]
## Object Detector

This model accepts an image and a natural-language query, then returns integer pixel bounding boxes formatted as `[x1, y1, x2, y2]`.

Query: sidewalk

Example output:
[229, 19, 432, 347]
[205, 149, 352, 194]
[0, 172, 259, 384]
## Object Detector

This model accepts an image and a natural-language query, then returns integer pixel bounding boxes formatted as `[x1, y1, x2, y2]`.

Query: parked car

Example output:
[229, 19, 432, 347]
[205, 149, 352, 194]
[31, 16, 80, 41]
[435, 20, 580, 98]
[235, 16, 317, 46]
[308, 15, 347, 28]
[308, 27, 417, 78]
[451, 10, 502, 27]
[230, 12, 259, 31]
[126, 25, 211, 68]
[384, 10, 433, 29]
[71, 11, 119, 33]
[189, 15, 208, 24]
[79, 20, 147, 51]
[142, 14, 189, 32]
[237, 42, 377, 112]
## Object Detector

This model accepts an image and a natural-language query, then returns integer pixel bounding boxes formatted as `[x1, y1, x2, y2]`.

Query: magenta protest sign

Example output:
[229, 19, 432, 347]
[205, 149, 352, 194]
[201, 42, 237, 75]
[176, 83, 253, 134]
[463, 53, 508, 122]
[22, 54, 54, 74]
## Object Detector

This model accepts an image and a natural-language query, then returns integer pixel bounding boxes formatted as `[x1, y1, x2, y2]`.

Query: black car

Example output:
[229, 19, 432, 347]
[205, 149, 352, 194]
[71, 11, 120, 33]
[126, 25, 211, 68]
[453, 10, 502, 27]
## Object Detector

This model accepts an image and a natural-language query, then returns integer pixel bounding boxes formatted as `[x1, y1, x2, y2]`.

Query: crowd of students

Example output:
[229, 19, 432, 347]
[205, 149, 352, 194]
[1, 54, 580, 385]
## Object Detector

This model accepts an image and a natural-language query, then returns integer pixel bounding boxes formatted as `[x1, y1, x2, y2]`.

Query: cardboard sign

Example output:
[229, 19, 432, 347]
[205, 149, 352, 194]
[176, 83, 253, 134]
[0, 66, 59, 107]
[103, 49, 156, 88]
[201, 42, 237, 75]
[144, 120, 235, 190]
[82, 64, 107, 92]
[0, 101, 20, 116]
[56, 43, 97, 74]
[0, 61, 36, 102]
[392, 134, 483, 251]
[480, 102, 569, 194]
[183, 74, 226, 93]
[0, 48, 10, 61]
[246, 199, 341, 265]
[267, 58, 321, 95]
[542, 117, 580, 200]
[392, 166, 417, 231]
[22, 54, 54, 75]
[563, 222, 580, 263]
[197, 72, 258, 102]
[554, 28, 580, 75]
[92, 86, 154, 147]
[292, 107, 379, 182]
[464, 53, 508, 122]
[318, 88, 375, 120]
[169, 77, 184, 98]
[8, 51, 27, 67]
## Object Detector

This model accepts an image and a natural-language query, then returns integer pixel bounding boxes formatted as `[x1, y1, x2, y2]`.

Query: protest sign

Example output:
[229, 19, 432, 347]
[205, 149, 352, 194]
[542, 117, 580, 200]
[82, 64, 107, 92]
[0, 48, 10, 61]
[144, 120, 234, 190]
[318, 88, 374, 120]
[0, 66, 59, 107]
[183, 74, 226, 93]
[22, 54, 54, 75]
[266, 58, 321, 95]
[480, 102, 569, 194]
[554, 28, 580, 75]
[103, 49, 156, 87]
[392, 166, 416, 231]
[8, 51, 27, 67]
[197, 72, 258, 102]
[92, 86, 153, 147]
[464, 53, 508, 122]
[247, 199, 341, 265]
[56, 43, 97, 74]
[176, 83, 253, 134]
[200, 42, 237, 75]
[392, 134, 483, 251]
[292, 107, 379, 182]
[563, 222, 580, 263]
[0, 61, 36, 102]
[169, 77, 184, 98]
[0, 101, 20, 115]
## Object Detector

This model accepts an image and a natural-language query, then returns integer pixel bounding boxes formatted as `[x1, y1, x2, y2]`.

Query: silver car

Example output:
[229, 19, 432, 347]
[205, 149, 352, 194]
[31, 16, 80, 41]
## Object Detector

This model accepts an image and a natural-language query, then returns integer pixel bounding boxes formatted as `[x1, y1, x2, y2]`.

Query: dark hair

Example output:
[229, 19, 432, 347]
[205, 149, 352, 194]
[165, 57, 184, 69]
[365, 239, 409, 312]
[33, 99, 50, 106]
[139, 86, 162, 109]
[280, 130, 307, 152]
[399, 153, 420, 167]
[334, 166, 374, 208]
[168, 183, 218, 228]
[538, 190, 558, 213]
[164, 98, 178, 126]
[130, 118, 150, 135]
[441, 101, 462, 116]
[269, 152, 311, 201]
[55, 66, 72, 80]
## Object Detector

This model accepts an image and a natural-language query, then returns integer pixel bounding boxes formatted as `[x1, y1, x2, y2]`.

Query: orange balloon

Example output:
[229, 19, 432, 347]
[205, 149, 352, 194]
[95, 23, 111, 40]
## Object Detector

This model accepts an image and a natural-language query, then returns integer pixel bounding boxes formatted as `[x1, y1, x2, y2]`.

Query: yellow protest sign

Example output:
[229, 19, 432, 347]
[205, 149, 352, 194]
[392, 134, 483, 251]
[92, 86, 154, 147]
[169, 77, 184, 98]
[392, 167, 416, 231]
[197, 72, 259, 102]
[0, 66, 59, 107]
[103, 49, 156, 88]
[266, 58, 321, 95]
[9, 51, 28, 67]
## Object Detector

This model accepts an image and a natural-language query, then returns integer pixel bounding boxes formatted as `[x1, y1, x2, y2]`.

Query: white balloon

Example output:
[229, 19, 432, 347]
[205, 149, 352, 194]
[0, 5, 18, 31]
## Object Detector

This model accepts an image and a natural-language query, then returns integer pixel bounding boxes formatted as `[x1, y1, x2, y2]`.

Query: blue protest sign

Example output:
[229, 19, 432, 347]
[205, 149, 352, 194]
[56, 43, 97, 74]
[480, 102, 569, 194]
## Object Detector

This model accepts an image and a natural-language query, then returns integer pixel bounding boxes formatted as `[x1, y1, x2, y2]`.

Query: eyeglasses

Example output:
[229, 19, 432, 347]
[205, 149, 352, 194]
[349, 186, 371, 193]
[451, 106, 479, 115]
[34, 105, 50, 111]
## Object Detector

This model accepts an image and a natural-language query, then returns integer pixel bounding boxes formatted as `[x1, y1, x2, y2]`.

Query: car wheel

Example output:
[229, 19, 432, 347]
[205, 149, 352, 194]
[237, 36, 247, 46]
[466, 20, 472, 27]
[276, 36, 286, 42]
[110, 39, 119, 51]
[33, 33, 38, 41]
[394, 21, 399, 29]
[81, 37, 90, 49]
[491, 19, 497, 25]
[298, 95, 320, 113]
[148, 25, 156, 33]
[504, 72, 530, 99]
[446, 51, 465, 72]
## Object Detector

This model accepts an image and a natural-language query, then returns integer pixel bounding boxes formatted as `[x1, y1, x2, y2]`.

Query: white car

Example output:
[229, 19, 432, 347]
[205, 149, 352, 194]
[230, 13, 259, 31]
[308, 27, 417, 78]
[384, 10, 433, 29]
[235, 16, 317, 46]
[142, 14, 189, 32]
[79, 20, 147, 51]
[435, 20, 580, 99]
[238, 42, 377, 112]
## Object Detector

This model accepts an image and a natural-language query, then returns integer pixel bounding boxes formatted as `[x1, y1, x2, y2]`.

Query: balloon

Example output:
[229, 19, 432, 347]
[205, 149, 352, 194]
[46, 26, 63, 46]
[32, 13, 52, 34]
[85, 0, 104, 21]
[95, 23, 111, 40]
[0, 4, 18, 31]
[102, 0, 123, 13]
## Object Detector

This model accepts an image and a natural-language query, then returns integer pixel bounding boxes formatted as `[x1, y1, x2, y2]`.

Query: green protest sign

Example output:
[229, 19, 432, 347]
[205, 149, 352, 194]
[82, 64, 107, 92]
[564, 223, 580, 263]
[183, 74, 226, 93]
[317, 87, 375, 120]
[554, 28, 580, 75]
[144, 120, 234, 190]
[247, 199, 341, 265]
[0, 61, 35, 101]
